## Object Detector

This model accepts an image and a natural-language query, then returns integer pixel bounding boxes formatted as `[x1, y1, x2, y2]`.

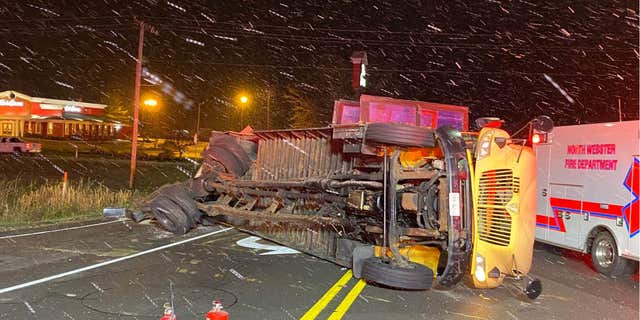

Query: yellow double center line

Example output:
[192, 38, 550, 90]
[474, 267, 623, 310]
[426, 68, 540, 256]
[300, 270, 367, 320]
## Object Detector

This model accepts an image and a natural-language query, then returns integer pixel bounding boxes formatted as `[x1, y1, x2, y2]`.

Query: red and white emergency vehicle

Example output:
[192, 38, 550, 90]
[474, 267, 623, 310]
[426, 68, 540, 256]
[534, 120, 639, 276]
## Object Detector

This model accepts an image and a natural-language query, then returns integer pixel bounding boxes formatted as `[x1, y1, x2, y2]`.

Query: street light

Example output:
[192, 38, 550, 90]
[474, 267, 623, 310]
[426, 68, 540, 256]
[194, 100, 205, 145]
[238, 94, 250, 129]
[143, 98, 158, 107]
[238, 90, 271, 130]
[141, 98, 160, 140]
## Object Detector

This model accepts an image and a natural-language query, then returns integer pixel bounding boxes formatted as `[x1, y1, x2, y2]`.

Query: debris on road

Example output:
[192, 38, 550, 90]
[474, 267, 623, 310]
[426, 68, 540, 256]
[228, 268, 245, 280]
[103, 207, 129, 218]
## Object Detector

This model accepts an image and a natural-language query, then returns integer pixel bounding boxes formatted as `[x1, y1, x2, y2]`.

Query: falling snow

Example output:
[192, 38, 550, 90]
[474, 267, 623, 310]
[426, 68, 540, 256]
[166, 1, 186, 13]
[185, 38, 205, 46]
[0, 1, 634, 132]
[55, 81, 74, 89]
[544, 73, 576, 104]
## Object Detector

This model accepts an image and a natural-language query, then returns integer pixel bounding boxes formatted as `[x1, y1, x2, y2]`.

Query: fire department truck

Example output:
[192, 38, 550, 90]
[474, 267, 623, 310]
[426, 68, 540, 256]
[534, 120, 639, 276]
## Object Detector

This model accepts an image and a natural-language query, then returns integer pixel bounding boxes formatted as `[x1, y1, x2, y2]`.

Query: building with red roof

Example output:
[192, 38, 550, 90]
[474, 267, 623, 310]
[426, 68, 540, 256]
[0, 90, 121, 139]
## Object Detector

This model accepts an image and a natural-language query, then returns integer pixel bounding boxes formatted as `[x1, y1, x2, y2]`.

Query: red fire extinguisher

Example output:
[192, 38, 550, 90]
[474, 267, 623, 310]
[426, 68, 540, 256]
[205, 300, 229, 320]
[160, 303, 176, 320]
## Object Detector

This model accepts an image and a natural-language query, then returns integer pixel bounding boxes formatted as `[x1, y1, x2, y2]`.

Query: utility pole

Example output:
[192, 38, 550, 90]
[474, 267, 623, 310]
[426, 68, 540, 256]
[129, 21, 144, 189]
[266, 88, 271, 130]
[194, 101, 201, 144]
[193, 102, 202, 144]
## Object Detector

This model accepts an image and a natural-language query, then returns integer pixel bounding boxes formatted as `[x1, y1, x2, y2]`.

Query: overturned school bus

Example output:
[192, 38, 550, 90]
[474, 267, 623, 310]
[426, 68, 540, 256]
[145, 95, 546, 296]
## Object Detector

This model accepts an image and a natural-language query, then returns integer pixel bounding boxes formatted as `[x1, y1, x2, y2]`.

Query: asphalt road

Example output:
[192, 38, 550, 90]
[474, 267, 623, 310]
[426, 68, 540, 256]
[0, 219, 637, 320]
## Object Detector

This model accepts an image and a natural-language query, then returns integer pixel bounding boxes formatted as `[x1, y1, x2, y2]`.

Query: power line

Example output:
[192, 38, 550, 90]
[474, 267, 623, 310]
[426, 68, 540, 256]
[2, 24, 628, 54]
[0, 15, 133, 25]
[0, 12, 634, 40]
[0, 56, 630, 77]
[0, 13, 633, 54]
[0, 14, 634, 41]
[0, 26, 137, 35]
[138, 15, 637, 39]
[159, 26, 635, 52]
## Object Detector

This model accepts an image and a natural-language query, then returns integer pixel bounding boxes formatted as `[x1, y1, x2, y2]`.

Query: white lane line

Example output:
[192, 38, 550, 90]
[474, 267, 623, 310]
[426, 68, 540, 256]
[0, 219, 123, 240]
[0, 227, 234, 295]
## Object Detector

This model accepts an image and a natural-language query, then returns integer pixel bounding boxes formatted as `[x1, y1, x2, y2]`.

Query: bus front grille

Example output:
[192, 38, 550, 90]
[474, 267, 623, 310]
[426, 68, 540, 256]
[477, 169, 514, 247]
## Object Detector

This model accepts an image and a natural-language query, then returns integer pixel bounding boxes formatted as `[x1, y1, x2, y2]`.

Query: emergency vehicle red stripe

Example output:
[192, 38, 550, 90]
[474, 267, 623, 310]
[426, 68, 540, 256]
[536, 214, 564, 231]
[536, 198, 624, 233]
[549, 198, 623, 217]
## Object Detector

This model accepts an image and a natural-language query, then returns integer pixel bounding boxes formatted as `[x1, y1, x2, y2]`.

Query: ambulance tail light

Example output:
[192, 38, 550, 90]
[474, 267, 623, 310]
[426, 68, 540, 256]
[530, 132, 548, 144]
[531, 134, 540, 144]
[528, 116, 554, 145]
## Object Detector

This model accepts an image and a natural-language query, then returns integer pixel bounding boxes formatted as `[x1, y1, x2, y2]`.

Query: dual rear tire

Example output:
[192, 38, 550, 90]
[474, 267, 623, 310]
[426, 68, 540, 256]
[146, 183, 202, 234]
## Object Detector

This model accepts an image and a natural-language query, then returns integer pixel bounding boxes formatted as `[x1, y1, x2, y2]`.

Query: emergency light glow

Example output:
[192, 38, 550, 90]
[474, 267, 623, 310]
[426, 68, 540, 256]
[532, 133, 541, 144]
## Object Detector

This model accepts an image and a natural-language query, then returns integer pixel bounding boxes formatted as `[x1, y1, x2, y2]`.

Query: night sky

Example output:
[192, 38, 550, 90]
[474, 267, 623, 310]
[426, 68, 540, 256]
[0, 1, 637, 132]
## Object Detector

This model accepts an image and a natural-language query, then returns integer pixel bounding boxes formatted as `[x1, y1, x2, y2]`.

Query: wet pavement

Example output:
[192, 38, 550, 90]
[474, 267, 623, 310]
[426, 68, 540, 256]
[0, 219, 637, 320]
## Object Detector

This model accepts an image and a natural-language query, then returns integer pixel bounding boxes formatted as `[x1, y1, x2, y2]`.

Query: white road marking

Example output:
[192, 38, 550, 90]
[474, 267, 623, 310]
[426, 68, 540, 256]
[23, 301, 36, 314]
[0, 219, 123, 240]
[0, 227, 233, 294]
[236, 236, 300, 255]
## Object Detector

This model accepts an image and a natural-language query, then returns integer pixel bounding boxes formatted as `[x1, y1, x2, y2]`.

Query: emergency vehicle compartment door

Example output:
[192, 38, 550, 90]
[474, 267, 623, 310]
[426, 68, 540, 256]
[548, 184, 584, 250]
[535, 143, 552, 241]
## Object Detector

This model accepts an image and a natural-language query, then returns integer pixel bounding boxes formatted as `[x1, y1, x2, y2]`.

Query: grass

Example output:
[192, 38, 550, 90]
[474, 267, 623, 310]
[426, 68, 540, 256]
[0, 179, 136, 226]
[0, 153, 193, 228]
[0, 154, 192, 192]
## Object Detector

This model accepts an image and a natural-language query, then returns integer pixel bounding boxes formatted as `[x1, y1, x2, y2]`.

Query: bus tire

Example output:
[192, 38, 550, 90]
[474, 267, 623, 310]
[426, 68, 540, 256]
[365, 123, 435, 148]
[361, 257, 433, 290]
[148, 196, 190, 235]
[591, 231, 636, 276]
[160, 184, 202, 225]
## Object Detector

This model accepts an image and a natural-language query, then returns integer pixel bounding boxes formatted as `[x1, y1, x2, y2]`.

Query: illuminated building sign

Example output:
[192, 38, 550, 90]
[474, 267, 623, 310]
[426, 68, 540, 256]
[351, 51, 368, 90]
[0, 99, 24, 107]
[63, 105, 82, 113]
[359, 64, 367, 88]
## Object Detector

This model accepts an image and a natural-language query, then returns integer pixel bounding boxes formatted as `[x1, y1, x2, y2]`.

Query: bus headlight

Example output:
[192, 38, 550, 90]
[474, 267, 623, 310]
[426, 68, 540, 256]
[474, 254, 486, 282]
[476, 131, 493, 161]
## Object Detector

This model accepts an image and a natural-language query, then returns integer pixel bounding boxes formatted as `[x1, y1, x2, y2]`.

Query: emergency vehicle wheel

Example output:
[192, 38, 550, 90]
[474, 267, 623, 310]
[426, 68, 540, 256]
[361, 257, 433, 290]
[591, 231, 635, 276]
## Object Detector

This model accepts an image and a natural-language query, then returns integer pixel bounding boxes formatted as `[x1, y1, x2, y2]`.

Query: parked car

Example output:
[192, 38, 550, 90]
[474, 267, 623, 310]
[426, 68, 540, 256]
[0, 137, 42, 153]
